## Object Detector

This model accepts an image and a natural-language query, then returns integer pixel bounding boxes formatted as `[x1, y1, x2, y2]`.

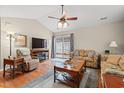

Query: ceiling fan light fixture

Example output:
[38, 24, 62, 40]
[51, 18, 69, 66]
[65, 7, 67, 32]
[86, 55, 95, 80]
[58, 21, 63, 28]
[57, 21, 68, 29]
[48, 5, 78, 29]
[63, 22, 68, 28]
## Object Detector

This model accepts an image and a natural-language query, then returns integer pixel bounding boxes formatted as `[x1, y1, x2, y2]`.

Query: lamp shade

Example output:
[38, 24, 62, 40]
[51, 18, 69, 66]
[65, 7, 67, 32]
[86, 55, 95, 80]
[109, 41, 118, 47]
[58, 22, 63, 28]
[57, 21, 68, 29]
[63, 22, 68, 28]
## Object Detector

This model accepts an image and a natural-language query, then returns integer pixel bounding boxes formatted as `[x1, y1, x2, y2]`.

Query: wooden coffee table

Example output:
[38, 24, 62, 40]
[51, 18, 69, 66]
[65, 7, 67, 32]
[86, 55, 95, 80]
[54, 60, 86, 88]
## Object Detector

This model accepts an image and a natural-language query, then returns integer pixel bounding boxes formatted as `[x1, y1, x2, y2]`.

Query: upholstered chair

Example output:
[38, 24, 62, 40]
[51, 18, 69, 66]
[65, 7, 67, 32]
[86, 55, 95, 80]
[16, 48, 39, 71]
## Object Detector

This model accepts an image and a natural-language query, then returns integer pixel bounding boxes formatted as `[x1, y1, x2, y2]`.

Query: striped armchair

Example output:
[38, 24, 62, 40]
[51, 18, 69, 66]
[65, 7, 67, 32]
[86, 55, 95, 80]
[16, 48, 39, 71]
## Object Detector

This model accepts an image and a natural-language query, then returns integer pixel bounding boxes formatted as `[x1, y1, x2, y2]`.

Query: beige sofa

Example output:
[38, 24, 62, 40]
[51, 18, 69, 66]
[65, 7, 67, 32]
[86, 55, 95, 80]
[101, 54, 124, 76]
[71, 49, 101, 68]
[16, 48, 39, 71]
[100, 54, 124, 87]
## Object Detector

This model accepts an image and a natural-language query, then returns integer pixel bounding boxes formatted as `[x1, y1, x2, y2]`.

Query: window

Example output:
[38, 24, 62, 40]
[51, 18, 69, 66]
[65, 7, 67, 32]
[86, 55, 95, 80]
[54, 34, 71, 58]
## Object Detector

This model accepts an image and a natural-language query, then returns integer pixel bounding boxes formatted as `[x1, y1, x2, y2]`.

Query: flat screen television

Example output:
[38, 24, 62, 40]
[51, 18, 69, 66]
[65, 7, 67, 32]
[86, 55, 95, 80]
[32, 37, 47, 49]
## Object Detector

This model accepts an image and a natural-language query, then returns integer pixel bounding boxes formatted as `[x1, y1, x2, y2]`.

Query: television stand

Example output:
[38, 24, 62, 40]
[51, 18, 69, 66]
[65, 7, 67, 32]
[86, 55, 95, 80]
[30, 48, 49, 60]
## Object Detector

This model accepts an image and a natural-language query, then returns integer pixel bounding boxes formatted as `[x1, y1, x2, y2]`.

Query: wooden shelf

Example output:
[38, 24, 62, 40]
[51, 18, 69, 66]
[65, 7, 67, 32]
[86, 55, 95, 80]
[5, 68, 23, 74]
[31, 48, 49, 59]
[56, 73, 77, 87]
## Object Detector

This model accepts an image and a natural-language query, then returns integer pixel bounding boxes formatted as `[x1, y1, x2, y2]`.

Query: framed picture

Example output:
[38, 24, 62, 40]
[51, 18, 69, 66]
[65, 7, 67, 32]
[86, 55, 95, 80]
[15, 34, 27, 47]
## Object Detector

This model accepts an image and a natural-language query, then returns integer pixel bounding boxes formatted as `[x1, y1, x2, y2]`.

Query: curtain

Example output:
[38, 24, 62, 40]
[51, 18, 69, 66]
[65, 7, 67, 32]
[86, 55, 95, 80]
[70, 33, 74, 52]
[51, 35, 55, 58]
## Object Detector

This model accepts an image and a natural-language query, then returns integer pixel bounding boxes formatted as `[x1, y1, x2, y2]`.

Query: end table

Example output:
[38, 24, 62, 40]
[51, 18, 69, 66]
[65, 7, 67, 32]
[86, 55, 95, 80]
[3, 57, 24, 78]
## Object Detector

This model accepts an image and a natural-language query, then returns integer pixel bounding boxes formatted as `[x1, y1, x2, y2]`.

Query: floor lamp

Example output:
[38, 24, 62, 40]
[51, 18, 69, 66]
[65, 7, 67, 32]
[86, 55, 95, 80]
[6, 32, 15, 57]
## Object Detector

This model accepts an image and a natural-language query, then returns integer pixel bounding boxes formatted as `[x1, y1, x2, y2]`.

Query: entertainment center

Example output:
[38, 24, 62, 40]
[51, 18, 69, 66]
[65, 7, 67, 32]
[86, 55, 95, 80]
[31, 37, 49, 61]
[31, 48, 49, 59]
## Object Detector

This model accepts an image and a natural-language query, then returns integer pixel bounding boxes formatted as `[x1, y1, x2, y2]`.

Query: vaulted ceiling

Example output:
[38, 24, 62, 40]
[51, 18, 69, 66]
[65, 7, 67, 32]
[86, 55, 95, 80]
[0, 5, 124, 32]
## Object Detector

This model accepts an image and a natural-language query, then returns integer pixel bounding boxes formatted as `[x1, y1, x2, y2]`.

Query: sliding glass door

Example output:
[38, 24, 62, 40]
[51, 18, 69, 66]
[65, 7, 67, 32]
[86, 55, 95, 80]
[54, 34, 71, 59]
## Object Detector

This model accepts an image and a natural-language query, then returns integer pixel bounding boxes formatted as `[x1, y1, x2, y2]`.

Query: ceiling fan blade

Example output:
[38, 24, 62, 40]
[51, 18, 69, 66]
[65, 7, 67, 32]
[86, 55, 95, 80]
[48, 16, 59, 20]
[66, 17, 78, 20]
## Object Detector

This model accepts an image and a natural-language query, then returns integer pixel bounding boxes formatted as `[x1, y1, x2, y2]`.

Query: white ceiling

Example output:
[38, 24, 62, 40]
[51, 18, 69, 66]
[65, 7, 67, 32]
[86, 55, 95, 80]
[0, 5, 124, 32]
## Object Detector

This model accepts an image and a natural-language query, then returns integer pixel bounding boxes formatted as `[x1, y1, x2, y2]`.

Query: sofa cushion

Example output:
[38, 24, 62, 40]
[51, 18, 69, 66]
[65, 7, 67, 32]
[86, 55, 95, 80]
[23, 56, 32, 62]
[73, 56, 83, 60]
[83, 50, 88, 57]
[101, 61, 118, 69]
[88, 50, 96, 57]
[74, 50, 79, 56]
[83, 57, 93, 62]
[119, 56, 124, 71]
[101, 58, 124, 75]
[105, 68, 124, 76]
[107, 55, 121, 65]
[79, 50, 85, 56]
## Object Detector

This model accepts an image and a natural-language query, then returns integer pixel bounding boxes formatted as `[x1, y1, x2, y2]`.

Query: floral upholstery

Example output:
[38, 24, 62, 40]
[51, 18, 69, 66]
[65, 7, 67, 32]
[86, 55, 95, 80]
[71, 49, 100, 68]
[100, 55, 124, 87]
[101, 55, 124, 76]
[16, 48, 39, 71]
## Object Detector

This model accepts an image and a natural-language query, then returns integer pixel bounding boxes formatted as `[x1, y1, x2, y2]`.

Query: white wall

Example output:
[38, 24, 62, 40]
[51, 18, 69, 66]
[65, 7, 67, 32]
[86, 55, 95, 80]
[0, 18, 1, 68]
[0, 17, 53, 68]
[54, 21, 124, 54]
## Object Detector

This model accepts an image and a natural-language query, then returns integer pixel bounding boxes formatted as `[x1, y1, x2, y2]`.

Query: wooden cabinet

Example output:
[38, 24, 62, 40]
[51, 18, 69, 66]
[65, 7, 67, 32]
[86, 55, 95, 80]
[103, 74, 124, 88]
[30, 48, 49, 59]
[99, 73, 124, 88]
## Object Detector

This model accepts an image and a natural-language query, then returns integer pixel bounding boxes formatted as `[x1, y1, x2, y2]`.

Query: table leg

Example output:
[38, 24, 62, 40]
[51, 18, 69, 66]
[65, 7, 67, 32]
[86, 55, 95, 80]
[84, 62, 86, 72]
[3, 64, 5, 77]
[54, 67, 56, 83]
[22, 63, 25, 73]
[77, 73, 80, 88]
[13, 64, 15, 78]
[48, 51, 49, 59]
[84, 66, 86, 72]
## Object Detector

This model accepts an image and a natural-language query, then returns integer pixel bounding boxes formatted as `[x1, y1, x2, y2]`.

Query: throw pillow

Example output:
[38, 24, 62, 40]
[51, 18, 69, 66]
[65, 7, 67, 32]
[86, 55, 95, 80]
[107, 55, 121, 65]
[119, 56, 124, 71]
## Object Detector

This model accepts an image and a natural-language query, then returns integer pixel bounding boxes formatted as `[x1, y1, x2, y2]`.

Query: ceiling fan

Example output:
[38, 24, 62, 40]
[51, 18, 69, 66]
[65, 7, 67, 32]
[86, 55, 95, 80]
[48, 5, 78, 29]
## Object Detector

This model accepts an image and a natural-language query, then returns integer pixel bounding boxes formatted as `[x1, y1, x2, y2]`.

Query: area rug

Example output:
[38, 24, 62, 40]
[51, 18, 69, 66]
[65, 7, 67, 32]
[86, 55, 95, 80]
[22, 68, 98, 88]
[23, 58, 98, 88]
[22, 71, 53, 88]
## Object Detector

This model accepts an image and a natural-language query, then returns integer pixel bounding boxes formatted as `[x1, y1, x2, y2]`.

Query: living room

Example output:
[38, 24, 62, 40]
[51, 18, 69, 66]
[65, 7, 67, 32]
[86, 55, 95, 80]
[0, 5, 124, 89]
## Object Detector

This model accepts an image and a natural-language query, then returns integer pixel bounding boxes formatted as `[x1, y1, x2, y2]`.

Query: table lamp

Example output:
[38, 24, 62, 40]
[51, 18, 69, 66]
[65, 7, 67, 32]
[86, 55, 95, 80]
[109, 41, 118, 54]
